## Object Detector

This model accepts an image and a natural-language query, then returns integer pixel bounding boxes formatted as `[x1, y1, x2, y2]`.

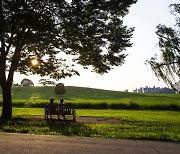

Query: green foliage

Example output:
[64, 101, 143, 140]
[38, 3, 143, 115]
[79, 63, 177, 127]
[0, 0, 137, 119]
[0, 0, 137, 80]
[54, 83, 65, 96]
[21, 78, 34, 86]
[147, 3, 180, 91]
[39, 79, 55, 86]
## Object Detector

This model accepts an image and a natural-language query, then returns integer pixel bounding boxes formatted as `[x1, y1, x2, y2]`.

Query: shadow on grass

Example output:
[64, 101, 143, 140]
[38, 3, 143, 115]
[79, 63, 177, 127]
[0, 117, 97, 137]
[0, 116, 179, 142]
[45, 119, 94, 136]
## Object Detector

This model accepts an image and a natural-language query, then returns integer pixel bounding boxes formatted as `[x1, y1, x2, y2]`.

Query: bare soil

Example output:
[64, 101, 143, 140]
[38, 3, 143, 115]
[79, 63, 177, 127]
[28, 115, 123, 124]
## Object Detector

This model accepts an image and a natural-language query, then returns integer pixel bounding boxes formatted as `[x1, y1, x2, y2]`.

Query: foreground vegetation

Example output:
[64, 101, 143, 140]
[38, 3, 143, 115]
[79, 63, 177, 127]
[0, 86, 180, 110]
[0, 87, 179, 141]
[0, 107, 179, 142]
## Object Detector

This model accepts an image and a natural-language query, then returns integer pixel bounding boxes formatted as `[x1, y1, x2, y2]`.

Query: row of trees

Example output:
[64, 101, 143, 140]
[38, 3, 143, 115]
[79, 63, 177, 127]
[14, 78, 58, 86]
[13, 78, 34, 86]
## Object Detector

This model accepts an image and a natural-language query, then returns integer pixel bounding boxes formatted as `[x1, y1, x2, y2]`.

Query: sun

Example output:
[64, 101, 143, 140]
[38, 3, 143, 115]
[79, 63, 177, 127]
[31, 58, 39, 66]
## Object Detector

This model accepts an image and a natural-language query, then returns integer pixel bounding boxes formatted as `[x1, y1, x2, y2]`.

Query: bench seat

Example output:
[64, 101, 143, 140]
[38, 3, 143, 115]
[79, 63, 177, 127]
[45, 103, 76, 121]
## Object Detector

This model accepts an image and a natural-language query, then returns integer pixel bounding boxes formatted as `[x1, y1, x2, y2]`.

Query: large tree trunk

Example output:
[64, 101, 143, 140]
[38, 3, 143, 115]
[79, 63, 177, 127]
[0, 1, 20, 120]
[1, 84, 12, 120]
[0, 48, 20, 120]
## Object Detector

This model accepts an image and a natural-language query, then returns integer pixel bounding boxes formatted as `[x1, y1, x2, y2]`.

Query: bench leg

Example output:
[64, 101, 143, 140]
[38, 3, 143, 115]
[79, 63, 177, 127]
[45, 109, 47, 119]
[45, 113, 48, 120]
[62, 114, 66, 120]
[73, 110, 76, 122]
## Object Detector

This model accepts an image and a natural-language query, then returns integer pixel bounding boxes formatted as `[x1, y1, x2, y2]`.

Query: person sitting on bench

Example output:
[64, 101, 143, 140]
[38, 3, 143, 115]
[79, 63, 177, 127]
[49, 98, 54, 105]
[48, 98, 54, 110]
[59, 98, 66, 120]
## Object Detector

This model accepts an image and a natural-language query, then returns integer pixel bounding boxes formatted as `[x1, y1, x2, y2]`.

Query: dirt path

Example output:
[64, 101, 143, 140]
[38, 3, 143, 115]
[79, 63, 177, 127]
[0, 133, 179, 154]
[29, 115, 123, 124]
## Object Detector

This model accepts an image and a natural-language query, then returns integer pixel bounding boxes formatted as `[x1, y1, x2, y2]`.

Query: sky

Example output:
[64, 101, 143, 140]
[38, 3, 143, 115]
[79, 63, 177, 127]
[14, 0, 180, 92]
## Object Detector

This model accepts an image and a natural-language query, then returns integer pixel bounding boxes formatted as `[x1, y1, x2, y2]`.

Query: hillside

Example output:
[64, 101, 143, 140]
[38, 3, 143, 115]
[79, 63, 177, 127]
[0, 86, 180, 110]
[1, 86, 144, 100]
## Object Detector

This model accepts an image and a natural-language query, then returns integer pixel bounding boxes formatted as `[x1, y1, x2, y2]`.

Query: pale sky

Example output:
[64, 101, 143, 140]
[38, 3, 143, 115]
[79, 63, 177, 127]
[14, 0, 179, 92]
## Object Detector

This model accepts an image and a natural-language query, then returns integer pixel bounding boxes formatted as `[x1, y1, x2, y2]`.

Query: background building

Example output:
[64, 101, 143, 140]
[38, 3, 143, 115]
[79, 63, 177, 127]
[133, 86, 175, 94]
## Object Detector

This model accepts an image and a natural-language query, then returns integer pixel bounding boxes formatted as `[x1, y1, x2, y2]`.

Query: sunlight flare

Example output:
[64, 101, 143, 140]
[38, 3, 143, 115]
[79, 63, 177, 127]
[31, 58, 39, 66]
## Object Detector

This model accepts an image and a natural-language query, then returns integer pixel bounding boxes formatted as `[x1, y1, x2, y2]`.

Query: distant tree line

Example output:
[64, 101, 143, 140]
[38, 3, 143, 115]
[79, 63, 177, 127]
[13, 78, 57, 87]
[13, 78, 34, 87]
[38, 79, 56, 87]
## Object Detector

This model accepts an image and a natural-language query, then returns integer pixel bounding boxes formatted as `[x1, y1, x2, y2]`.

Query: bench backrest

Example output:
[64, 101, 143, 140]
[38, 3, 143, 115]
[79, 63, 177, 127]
[46, 103, 74, 114]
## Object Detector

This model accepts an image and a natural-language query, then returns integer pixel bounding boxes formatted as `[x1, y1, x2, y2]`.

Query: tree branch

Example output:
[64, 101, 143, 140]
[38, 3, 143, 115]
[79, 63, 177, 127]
[157, 32, 180, 53]
[155, 61, 180, 69]
[0, 0, 5, 54]
[7, 47, 21, 86]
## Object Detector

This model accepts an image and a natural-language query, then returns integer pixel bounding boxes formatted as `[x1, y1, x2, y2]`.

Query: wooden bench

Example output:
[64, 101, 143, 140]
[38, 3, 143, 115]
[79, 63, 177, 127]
[45, 103, 76, 121]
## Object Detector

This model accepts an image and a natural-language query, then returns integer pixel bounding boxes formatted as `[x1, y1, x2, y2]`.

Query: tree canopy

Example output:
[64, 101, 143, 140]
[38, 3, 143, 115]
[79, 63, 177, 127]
[0, 0, 137, 119]
[39, 79, 56, 86]
[54, 83, 65, 96]
[21, 78, 34, 86]
[0, 0, 136, 79]
[147, 3, 180, 91]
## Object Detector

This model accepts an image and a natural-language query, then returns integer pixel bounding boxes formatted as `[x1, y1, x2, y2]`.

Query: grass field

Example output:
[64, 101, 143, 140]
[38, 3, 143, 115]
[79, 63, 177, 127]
[0, 86, 180, 110]
[0, 86, 179, 141]
[0, 107, 179, 142]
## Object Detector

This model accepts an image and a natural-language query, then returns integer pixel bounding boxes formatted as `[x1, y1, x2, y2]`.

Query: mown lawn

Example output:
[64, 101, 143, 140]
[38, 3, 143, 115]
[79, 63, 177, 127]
[0, 86, 180, 110]
[0, 107, 179, 142]
[0, 87, 179, 141]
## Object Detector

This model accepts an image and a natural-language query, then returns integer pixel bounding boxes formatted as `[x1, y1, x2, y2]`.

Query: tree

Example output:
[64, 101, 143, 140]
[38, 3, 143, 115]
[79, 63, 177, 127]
[147, 3, 180, 92]
[0, 0, 136, 119]
[21, 78, 34, 86]
[13, 83, 20, 87]
[39, 79, 56, 86]
[54, 83, 65, 97]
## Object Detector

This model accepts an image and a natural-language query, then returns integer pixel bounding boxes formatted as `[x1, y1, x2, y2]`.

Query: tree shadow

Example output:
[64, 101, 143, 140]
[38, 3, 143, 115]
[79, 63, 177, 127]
[0, 117, 32, 133]
[0, 116, 97, 137]
[45, 118, 96, 137]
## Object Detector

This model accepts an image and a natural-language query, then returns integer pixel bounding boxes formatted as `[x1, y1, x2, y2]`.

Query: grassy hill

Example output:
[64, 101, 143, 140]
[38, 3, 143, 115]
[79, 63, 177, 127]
[0, 86, 180, 110]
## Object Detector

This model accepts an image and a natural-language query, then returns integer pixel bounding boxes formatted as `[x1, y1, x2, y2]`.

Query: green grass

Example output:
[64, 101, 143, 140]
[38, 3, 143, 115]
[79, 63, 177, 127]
[0, 86, 180, 110]
[0, 86, 179, 141]
[12, 107, 44, 116]
[0, 107, 179, 142]
[0, 87, 179, 141]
